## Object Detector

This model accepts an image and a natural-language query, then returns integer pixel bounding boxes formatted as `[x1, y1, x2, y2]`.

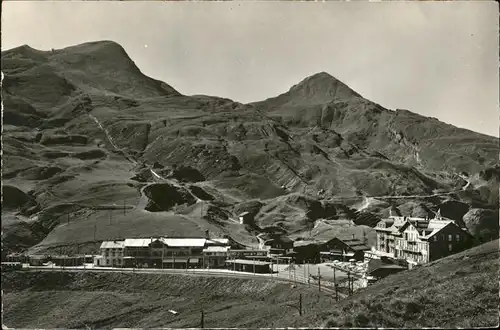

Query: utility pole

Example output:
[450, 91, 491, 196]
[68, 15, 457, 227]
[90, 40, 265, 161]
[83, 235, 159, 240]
[294, 263, 297, 284]
[93, 224, 97, 241]
[348, 272, 352, 295]
[299, 293, 302, 316]
[303, 263, 306, 284]
[318, 267, 321, 292]
[67, 213, 70, 224]
[123, 200, 126, 216]
[109, 210, 112, 225]
[200, 309, 204, 329]
[333, 266, 336, 283]
[307, 263, 310, 287]
[348, 272, 354, 295]
[335, 283, 339, 301]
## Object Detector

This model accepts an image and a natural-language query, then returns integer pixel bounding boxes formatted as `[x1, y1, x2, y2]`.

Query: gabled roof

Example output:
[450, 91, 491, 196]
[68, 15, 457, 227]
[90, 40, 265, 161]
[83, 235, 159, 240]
[326, 237, 371, 251]
[426, 221, 468, 239]
[206, 238, 230, 245]
[339, 238, 370, 247]
[293, 240, 323, 248]
[351, 244, 371, 251]
[161, 238, 206, 247]
[101, 240, 125, 249]
[124, 238, 152, 247]
[427, 219, 454, 230]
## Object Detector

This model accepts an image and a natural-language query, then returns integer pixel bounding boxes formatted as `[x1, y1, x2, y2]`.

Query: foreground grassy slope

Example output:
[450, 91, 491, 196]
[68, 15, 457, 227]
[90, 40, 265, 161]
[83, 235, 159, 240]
[2, 272, 333, 329]
[315, 239, 499, 328]
[3, 240, 498, 328]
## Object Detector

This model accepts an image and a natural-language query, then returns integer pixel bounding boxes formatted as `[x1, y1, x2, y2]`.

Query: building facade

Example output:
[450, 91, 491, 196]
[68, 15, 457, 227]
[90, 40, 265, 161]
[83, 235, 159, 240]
[96, 236, 231, 268]
[318, 236, 370, 262]
[374, 214, 474, 266]
[262, 235, 294, 256]
[202, 246, 230, 268]
[97, 240, 125, 267]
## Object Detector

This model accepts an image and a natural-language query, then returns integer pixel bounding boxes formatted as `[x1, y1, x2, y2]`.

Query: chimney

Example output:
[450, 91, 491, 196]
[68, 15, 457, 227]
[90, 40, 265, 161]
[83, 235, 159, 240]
[205, 230, 209, 239]
[352, 233, 355, 240]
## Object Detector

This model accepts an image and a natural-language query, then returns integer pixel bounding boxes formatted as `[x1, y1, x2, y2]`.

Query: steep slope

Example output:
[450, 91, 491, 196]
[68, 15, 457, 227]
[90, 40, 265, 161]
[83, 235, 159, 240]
[2, 41, 498, 255]
[252, 72, 499, 174]
[1, 271, 334, 329]
[317, 239, 499, 328]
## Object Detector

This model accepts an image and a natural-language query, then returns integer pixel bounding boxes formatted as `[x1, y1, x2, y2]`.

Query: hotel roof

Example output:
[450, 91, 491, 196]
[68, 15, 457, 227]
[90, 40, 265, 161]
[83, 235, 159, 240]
[206, 238, 230, 245]
[101, 240, 126, 249]
[161, 238, 207, 247]
[124, 238, 152, 247]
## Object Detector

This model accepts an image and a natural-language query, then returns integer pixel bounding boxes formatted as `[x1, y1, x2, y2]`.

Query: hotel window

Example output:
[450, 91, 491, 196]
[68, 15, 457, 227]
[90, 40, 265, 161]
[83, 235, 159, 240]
[448, 235, 452, 242]
[456, 234, 460, 241]
[448, 244, 453, 251]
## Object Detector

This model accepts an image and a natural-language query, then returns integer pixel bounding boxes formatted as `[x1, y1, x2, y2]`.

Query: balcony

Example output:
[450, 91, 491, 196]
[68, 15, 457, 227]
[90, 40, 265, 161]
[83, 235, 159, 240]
[401, 247, 421, 254]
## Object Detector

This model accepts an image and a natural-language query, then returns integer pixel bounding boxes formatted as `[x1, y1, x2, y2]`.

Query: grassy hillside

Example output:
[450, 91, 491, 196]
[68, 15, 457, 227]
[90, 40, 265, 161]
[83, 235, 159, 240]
[2, 40, 498, 254]
[2, 271, 333, 329]
[3, 240, 498, 328]
[315, 239, 500, 328]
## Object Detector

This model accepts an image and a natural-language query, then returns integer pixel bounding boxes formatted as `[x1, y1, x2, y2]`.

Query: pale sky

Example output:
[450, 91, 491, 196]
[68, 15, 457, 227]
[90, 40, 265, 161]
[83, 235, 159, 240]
[2, 1, 498, 137]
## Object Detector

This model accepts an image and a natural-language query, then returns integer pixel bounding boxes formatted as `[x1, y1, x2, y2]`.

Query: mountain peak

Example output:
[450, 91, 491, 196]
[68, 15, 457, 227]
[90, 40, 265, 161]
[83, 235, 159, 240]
[2, 40, 181, 99]
[287, 71, 361, 103]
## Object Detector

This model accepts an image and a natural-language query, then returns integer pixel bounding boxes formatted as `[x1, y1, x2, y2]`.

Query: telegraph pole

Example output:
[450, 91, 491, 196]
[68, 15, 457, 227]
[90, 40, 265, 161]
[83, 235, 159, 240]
[307, 263, 310, 287]
[93, 224, 97, 241]
[347, 272, 350, 295]
[318, 267, 321, 292]
[348, 272, 352, 295]
[200, 309, 204, 329]
[303, 263, 306, 284]
[123, 200, 126, 216]
[299, 293, 302, 316]
[294, 263, 297, 284]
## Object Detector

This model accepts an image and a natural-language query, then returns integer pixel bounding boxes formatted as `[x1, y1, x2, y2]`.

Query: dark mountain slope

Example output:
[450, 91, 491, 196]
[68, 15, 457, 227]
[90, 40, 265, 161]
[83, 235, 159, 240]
[252, 73, 498, 174]
[2, 41, 498, 254]
[2, 41, 180, 103]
